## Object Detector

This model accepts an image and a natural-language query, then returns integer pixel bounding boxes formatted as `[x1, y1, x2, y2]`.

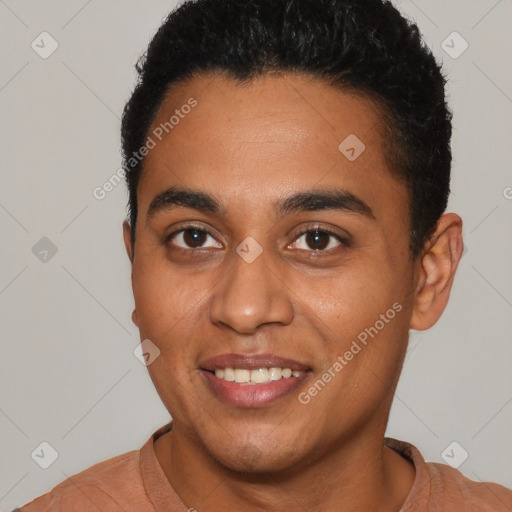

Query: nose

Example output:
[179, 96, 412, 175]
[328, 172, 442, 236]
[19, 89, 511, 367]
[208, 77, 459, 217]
[208, 251, 294, 334]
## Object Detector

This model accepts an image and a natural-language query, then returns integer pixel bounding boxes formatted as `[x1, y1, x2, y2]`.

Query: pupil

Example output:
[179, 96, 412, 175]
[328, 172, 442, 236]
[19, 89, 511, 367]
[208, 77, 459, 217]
[307, 230, 328, 250]
[184, 229, 206, 247]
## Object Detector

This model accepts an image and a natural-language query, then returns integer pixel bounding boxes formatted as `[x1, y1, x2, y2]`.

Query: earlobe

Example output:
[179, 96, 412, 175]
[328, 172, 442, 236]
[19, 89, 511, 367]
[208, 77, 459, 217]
[410, 213, 463, 331]
[131, 308, 139, 327]
[123, 220, 134, 264]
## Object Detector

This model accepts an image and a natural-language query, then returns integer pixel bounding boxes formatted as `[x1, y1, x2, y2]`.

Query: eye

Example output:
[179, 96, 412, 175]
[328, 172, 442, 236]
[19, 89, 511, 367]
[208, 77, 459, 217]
[167, 227, 222, 250]
[290, 227, 347, 252]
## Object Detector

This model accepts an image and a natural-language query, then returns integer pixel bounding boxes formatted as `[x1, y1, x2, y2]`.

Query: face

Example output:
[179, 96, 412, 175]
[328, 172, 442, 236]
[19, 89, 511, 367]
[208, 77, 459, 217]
[125, 73, 419, 473]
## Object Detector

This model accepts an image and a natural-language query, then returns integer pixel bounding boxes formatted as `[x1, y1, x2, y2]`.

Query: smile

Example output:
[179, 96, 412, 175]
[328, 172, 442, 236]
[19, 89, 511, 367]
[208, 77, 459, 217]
[199, 353, 311, 408]
[212, 367, 304, 384]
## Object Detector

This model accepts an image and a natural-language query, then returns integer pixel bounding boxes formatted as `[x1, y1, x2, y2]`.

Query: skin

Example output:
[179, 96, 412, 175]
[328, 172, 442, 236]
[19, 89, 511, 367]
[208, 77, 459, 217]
[122, 72, 463, 511]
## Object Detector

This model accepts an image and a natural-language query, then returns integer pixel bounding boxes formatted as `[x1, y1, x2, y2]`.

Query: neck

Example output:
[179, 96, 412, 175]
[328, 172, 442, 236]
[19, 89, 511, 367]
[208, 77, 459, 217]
[154, 422, 415, 512]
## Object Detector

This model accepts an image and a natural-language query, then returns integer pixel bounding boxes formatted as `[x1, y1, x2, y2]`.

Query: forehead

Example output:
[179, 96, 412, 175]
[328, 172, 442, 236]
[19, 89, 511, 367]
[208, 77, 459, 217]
[137, 72, 406, 219]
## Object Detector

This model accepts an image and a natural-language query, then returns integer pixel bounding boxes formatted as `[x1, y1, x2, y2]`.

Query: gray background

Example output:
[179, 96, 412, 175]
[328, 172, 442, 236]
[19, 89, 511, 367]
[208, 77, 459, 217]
[1, 0, 511, 509]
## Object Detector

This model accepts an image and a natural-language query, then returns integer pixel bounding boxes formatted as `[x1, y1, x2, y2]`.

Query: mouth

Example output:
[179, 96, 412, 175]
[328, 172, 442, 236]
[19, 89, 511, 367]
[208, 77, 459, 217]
[199, 353, 312, 408]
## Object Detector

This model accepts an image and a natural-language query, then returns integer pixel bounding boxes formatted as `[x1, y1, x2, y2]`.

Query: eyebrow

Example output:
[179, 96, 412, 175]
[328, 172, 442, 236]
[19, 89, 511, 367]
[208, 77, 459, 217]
[277, 190, 374, 219]
[146, 187, 223, 221]
[146, 186, 374, 221]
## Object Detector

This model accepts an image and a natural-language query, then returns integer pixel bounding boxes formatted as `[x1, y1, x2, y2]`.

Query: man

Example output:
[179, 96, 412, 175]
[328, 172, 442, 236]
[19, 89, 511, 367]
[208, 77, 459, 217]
[18, 0, 512, 510]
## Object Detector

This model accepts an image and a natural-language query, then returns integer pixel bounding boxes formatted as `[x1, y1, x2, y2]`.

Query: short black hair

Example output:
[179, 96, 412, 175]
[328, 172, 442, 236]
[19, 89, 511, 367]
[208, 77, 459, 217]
[121, 0, 452, 256]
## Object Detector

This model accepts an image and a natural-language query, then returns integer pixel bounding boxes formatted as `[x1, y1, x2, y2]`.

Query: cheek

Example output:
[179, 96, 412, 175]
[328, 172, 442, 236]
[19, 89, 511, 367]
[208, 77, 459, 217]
[131, 255, 208, 350]
[290, 256, 410, 380]
[132, 258, 210, 419]
[291, 266, 409, 429]
[293, 258, 399, 330]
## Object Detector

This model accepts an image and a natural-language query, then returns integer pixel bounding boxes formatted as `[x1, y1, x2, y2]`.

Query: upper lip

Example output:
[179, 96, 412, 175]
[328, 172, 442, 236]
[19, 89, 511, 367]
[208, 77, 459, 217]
[200, 353, 311, 372]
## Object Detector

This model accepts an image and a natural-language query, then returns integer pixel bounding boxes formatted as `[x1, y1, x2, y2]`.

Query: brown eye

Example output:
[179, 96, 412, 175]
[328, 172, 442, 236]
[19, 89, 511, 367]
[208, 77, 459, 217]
[291, 228, 345, 252]
[183, 228, 207, 247]
[304, 230, 331, 250]
[168, 227, 222, 250]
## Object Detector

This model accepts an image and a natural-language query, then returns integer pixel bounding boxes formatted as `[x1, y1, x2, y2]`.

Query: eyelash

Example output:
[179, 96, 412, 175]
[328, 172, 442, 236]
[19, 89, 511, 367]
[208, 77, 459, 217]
[164, 224, 350, 253]
[164, 224, 220, 252]
[292, 226, 350, 251]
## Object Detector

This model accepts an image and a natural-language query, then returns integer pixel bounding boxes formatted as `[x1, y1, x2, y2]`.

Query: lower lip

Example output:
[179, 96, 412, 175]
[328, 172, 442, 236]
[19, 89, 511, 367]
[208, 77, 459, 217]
[201, 370, 309, 408]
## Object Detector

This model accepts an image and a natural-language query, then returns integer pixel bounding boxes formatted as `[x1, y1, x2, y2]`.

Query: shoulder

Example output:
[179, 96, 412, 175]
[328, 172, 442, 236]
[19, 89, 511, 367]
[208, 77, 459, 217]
[427, 461, 512, 511]
[18, 449, 149, 512]
[385, 437, 512, 511]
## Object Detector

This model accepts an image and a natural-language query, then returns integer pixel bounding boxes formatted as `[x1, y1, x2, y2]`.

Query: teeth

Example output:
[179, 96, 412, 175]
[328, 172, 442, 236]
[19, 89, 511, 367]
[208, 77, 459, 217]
[269, 367, 282, 380]
[223, 368, 235, 381]
[250, 368, 269, 383]
[234, 369, 250, 383]
[213, 367, 302, 384]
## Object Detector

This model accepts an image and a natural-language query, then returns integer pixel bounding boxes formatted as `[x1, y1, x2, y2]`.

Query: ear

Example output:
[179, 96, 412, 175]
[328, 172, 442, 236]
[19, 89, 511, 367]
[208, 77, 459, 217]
[123, 220, 134, 264]
[410, 213, 463, 331]
[123, 220, 139, 327]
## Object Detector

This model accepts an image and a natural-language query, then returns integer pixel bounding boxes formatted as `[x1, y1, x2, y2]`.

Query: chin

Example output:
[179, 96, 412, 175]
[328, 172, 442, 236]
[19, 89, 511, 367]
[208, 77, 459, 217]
[199, 429, 306, 475]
